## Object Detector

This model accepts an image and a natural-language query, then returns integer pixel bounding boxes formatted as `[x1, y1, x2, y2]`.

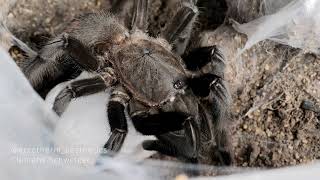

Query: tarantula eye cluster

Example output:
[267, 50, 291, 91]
[173, 79, 185, 89]
[4, 0, 233, 166]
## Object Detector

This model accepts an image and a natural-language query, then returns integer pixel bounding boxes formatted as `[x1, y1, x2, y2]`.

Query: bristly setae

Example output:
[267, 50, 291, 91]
[2, 0, 233, 166]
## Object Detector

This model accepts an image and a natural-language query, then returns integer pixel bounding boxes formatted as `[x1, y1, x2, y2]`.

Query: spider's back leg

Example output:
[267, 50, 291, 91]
[131, 0, 149, 32]
[0, 23, 37, 59]
[0, 2, 37, 59]
[61, 34, 100, 71]
[20, 32, 102, 96]
[109, 0, 134, 28]
[110, 0, 129, 13]
[0, 23, 77, 96]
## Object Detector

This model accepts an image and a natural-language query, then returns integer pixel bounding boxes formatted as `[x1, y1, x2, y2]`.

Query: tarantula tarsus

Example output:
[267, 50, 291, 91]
[2, 0, 233, 165]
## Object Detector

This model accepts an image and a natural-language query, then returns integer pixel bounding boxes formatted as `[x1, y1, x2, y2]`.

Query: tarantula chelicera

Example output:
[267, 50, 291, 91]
[2, 0, 232, 165]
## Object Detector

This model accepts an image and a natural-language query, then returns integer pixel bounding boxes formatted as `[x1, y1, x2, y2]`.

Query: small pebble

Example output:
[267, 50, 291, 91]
[175, 174, 188, 180]
[301, 100, 320, 113]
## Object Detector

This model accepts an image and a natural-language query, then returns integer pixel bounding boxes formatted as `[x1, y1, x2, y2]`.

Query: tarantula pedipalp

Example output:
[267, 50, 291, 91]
[2, 0, 232, 165]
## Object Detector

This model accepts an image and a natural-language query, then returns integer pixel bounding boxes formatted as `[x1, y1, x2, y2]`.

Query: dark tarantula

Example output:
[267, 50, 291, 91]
[3, 0, 232, 165]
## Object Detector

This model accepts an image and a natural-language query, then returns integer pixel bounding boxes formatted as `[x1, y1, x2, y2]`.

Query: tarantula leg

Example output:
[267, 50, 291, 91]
[211, 82, 233, 165]
[186, 51, 233, 166]
[191, 74, 233, 165]
[161, 0, 198, 55]
[213, 127, 233, 165]
[186, 45, 228, 98]
[162, 3, 196, 42]
[60, 34, 100, 71]
[104, 86, 131, 153]
[20, 34, 83, 93]
[188, 74, 225, 98]
[19, 56, 70, 97]
[131, 112, 187, 135]
[131, 0, 149, 32]
[0, 22, 37, 58]
[141, 115, 200, 163]
[208, 80, 233, 166]
[109, 0, 133, 28]
[110, 0, 128, 13]
[53, 74, 113, 116]
[24, 33, 102, 94]
[183, 45, 225, 73]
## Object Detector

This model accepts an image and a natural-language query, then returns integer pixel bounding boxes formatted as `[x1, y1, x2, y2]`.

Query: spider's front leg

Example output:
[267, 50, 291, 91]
[183, 45, 225, 77]
[132, 112, 200, 163]
[190, 74, 233, 165]
[185, 46, 233, 165]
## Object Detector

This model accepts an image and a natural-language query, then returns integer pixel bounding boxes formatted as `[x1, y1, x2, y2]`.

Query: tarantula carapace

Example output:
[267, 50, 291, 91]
[2, 0, 233, 165]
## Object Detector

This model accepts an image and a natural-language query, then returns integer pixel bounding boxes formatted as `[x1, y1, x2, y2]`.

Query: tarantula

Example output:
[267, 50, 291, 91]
[2, 0, 233, 165]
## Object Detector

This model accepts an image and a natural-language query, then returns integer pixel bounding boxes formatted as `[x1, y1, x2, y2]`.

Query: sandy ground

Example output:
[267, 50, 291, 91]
[3, 0, 320, 169]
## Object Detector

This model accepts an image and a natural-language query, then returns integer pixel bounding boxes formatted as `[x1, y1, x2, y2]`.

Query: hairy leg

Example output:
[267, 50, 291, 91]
[193, 75, 233, 166]
[62, 34, 100, 71]
[0, 19, 86, 94]
[143, 125, 200, 164]
[19, 34, 79, 91]
[23, 55, 81, 97]
[213, 124, 233, 166]
[53, 75, 110, 116]
[109, 0, 134, 28]
[133, 112, 200, 163]
[184, 45, 233, 165]
[182, 45, 225, 74]
[209, 79, 233, 165]
[131, 0, 149, 32]
[161, 0, 198, 55]
[104, 86, 131, 153]
[24, 33, 102, 94]
[185, 46, 228, 103]
[0, 22, 37, 58]
[110, 0, 128, 13]
[131, 112, 188, 135]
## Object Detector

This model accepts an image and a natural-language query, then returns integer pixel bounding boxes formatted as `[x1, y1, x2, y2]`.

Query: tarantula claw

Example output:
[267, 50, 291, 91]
[103, 129, 127, 154]
[209, 77, 219, 88]
[142, 117, 200, 164]
[183, 117, 199, 155]
[210, 45, 224, 63]
[53, 87, 74, 116]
